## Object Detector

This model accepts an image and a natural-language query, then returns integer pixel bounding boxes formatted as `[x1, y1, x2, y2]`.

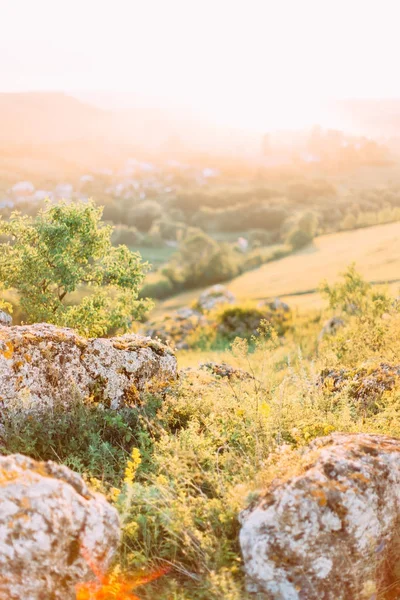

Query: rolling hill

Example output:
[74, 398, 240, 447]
[154, 220, 400, 315]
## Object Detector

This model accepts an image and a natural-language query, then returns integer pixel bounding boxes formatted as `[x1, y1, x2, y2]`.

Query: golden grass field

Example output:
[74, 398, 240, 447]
[154, 220, 400, 315]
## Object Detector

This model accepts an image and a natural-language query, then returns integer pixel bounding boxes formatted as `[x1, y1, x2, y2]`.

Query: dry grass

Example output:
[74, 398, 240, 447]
[153, 221, 400, 316]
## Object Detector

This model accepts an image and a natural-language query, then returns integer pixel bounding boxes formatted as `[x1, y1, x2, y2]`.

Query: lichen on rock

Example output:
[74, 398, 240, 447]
[0, 453, 120, 599]
[239, 433, 400, 600]
[0, 323, 177, 412]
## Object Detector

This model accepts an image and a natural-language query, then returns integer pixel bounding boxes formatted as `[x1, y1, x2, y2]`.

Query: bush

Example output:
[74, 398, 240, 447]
[198, 302, 292, 346]
[247, 229, 276, 248]
[286, 228, 314, 250]
[128, 200, 163, 232]
[286, 211, 318, 250]
[0, 200, 152, 336]
[241, 244, 291, 272]
[140, 274, 175, 300]
[164, 231, 240, 290]
[111, 224, 144, 246]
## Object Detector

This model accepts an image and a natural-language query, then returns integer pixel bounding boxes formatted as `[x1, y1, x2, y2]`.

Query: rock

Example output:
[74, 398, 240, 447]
[259, 298, 290, 313]
[0, 323, 177, 412]
[175, 307, 199, 320]
[239, 433, 400, 600]
[320, 362, 400, 413]
[196, 284, 236, 312]
[0, 453, 119, 599]
[319, 316, 345, 340]
[143, 308, 208, 350]
[199, 362, 254, 380]
[0, 311, 12, 327]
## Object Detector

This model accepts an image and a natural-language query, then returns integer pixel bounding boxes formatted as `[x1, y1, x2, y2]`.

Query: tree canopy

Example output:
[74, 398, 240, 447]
[0, 200, 152, 336]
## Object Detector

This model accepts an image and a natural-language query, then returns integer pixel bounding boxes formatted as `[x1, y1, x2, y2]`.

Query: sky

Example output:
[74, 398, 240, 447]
[1, 0, 399, 130]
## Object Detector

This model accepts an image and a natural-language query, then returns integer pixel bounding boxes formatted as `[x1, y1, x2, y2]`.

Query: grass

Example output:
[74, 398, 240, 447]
[153, 220, 400, 317]
[134, 246, 177, 269]
[4, 268, 400, 598]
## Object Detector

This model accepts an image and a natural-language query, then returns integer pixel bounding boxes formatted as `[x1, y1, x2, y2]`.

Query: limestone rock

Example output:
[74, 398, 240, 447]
[0, 323, 177, 412]
[143, 308, 208, 350]
[196, 284, 235, 312]
[0, 453, 120, 599]
[239, 433, 400, 599]
[320, 362, 400, 413]
[199, 361, 254, 380]
[0, 311, 12, 327]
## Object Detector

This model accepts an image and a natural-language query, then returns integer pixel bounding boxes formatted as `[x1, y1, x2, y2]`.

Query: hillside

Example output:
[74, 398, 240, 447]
[155, 220, 400, 314]
[0, 92, 261, 157]
[0, 92, 109, 144]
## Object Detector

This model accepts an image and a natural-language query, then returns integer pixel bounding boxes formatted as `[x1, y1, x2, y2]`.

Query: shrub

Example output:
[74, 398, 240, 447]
[128, 200, 163, 232]
[247, 229, 276, 248]
[140, 274, 175, 300]
[0, 200, 152, 336]
[164, 231, 240, 290]
[111, 225, 144, 247]
[208, 303, 292, 345]
[285, 211, 318, 250]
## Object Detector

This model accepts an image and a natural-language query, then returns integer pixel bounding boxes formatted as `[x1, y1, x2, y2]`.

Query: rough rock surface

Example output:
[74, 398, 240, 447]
[199, 361, 254, 380]
[240, 433, 400, 600]
[143, 307, 208, 350]
[0, 311, 12, 327]
[196, 284, 236, 312]
[0, 453, 120, 599]
[320, 362, 400, 413]
[0, 323, 177, 412]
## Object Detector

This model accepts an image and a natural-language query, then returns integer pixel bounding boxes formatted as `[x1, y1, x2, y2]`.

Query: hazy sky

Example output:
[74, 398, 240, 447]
[1, 0, 399, 128]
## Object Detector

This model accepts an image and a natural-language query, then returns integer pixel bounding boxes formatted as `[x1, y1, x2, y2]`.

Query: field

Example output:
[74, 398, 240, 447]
[153, 220, 400, 316]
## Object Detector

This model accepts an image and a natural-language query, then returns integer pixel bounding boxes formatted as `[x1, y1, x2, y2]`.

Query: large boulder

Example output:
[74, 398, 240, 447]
[0, 323, 177, 412]
[240, 433, 400, 600]
[0, 453, 120, 599]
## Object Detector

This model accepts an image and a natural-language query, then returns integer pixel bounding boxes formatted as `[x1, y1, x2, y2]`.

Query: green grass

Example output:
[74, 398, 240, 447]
[134, 246, 178, 269]
[5, 268, 400, 598]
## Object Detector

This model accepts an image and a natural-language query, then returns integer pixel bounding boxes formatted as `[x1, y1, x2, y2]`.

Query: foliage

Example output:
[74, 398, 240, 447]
[212, 303, 291, 343]
[163, 231, 240, 291]
[111, 225, 144, 247]
[128, 201, 163, 232]
[285, 211, 318, 250]
[140, 274, 175, 300]
[6, 266, 400, 598]
[0, 395, 156, 485]
[0, 201, 152, 336]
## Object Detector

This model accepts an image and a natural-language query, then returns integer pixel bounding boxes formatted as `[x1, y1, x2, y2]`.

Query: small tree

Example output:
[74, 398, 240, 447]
[286, 211, 318, 250]
[0, 201, 152, 336]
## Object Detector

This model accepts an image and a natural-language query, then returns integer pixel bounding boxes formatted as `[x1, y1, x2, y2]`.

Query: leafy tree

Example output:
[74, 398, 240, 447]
[162, 230, 239, 290]
[128, 200, 163, 232]
[286, 211, 318, 250]
[0, 201, 152, 336]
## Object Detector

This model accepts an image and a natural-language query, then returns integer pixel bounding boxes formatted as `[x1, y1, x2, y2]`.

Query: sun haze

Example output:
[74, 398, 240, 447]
[1, 0, 400, 130]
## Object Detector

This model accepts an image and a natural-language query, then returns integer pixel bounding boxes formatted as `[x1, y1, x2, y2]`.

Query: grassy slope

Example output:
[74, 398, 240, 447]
[153, 220, 400, 315]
